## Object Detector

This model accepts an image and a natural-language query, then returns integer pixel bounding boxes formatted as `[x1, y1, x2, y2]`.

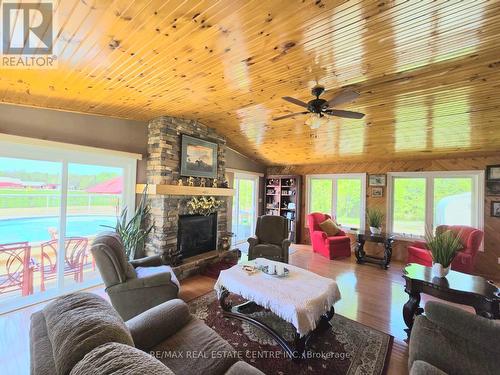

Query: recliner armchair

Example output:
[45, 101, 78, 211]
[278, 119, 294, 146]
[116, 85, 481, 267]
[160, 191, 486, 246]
[247, 215, 291, 263]
[91, 232, 180, 320]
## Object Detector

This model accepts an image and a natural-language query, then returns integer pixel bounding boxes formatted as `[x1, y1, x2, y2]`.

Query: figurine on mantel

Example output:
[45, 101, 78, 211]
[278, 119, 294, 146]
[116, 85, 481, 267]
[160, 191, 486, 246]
[212, 178, 218, 188]
[177, 178, 183, 186]
[200, 177, 206, 187]
[221, 177, 229, 188]
[187, 176, 195, 186]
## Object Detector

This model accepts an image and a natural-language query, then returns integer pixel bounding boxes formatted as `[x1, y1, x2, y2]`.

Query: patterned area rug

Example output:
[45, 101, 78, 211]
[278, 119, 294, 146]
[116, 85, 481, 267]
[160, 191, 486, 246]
[188, 292, 393, 375]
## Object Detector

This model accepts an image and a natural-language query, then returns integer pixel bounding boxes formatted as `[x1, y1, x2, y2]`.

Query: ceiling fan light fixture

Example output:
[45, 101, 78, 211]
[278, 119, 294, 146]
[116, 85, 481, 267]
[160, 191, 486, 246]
[305, 113, 329, 129]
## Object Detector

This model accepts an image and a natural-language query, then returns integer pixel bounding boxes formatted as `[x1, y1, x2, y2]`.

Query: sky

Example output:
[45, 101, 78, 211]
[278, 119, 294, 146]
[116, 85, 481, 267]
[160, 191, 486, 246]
[0, 157, 122, 175]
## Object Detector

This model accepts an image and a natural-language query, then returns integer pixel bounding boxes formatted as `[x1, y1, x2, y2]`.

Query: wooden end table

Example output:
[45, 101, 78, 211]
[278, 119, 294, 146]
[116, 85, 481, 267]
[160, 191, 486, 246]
[354, 230, 395, 269]
[402, 263, 500, 337]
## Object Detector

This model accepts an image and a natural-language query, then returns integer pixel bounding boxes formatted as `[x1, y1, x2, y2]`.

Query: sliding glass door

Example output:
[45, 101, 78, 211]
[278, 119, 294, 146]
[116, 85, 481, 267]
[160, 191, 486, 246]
[232, 174, 259, 245]
[0, 139, 136, 313]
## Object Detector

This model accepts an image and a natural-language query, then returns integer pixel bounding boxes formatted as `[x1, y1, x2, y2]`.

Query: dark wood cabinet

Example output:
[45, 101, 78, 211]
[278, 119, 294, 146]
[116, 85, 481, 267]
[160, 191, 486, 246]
[265, 175, 301, 243]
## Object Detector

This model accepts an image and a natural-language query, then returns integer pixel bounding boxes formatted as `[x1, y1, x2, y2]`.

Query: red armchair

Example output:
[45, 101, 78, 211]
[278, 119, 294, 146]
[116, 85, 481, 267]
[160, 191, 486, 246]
[307, 212, 351, 259]
[407, 225, 484, 274]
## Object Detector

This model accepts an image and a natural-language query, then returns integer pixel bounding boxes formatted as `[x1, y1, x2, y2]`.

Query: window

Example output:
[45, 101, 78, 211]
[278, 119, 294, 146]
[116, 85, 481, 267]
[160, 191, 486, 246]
[0, 135, 138, 313]
[388, 171, 483, 238]
[231, 172, 260, 245]
[306, 174, 366, 230]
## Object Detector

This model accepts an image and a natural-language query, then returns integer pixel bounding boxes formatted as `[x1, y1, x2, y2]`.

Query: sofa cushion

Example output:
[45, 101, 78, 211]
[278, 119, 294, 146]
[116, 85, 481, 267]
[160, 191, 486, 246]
[151, 318, 237, 374]
[225, 361, 265, 375]
[410, 360, 447, 375]
[30, 311, 56, 375]
[70, 342, 173, 375]
[319, 219, 340, 236]
[43, 292, 134, 375]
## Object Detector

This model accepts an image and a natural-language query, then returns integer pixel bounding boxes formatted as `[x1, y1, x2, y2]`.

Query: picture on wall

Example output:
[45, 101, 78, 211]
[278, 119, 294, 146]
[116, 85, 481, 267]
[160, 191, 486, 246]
[369, 174, 386, 186]
[180, 135, 218, 178]
[491, 201, 500, 217]
[371, 187, 383, 198]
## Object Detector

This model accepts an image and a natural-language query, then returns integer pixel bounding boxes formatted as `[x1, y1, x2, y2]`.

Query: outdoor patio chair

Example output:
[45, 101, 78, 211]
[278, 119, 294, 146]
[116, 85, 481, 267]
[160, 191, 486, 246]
[39, 237, 88, 291]
[0, 241, 34, 296]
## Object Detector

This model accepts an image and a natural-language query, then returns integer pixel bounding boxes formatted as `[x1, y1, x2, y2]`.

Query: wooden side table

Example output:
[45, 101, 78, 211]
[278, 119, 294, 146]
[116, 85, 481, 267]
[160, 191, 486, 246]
[354, 230, 395, 269]
[402, 263, 500, 337]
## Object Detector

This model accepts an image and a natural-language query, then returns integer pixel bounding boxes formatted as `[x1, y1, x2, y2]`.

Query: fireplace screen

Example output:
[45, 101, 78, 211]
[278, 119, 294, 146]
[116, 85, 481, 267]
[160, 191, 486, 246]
[177, 213, 217, 259]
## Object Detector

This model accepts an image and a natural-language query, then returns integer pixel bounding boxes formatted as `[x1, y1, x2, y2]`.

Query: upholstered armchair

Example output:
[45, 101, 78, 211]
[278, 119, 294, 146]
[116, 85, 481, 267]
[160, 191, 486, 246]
[91, 232, 180, 320]
[307, 212, 351, 259]
[247, 215, 291, 263]
[407, 225, 484, 274]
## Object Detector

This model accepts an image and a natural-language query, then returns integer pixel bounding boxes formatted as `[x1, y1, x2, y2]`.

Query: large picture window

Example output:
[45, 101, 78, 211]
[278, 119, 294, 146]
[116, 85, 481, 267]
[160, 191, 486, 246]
[387, 171, 483, 238]
[0, 135, 138, 313]
[306, 174, 366, 230]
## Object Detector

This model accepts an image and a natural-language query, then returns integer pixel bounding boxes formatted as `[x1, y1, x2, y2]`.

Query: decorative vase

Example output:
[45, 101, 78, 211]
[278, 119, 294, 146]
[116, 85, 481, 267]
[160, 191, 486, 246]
[221, 236, 231, 251]
[432, 262, 450, 278]
[370, 226, 382, 235]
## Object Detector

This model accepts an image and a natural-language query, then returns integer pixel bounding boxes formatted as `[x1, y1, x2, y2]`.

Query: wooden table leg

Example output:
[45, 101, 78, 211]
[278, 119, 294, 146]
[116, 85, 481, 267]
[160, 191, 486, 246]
[355, 238, 365, 263]
[403, 289, 424, 337]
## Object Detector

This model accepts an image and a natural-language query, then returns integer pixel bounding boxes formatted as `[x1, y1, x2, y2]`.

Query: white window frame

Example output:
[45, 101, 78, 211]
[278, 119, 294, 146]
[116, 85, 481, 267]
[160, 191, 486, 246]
[0, 134, 140, 313]
[231, 171, 260, 245]
[305, 173, 366, 231]
[386, 171, 484, 243]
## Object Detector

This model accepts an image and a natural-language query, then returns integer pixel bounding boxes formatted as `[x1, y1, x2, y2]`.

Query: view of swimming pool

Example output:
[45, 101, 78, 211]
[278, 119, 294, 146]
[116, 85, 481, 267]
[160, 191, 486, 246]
[0, 215, 116, 243]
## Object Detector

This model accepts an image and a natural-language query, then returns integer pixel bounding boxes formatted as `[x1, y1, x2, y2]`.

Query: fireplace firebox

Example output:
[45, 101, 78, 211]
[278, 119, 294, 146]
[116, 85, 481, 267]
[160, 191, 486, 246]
[177, 213, 217, 259]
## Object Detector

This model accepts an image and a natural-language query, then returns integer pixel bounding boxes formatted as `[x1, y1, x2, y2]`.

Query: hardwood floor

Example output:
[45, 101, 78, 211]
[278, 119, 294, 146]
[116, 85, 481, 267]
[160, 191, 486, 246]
[1, 244, 482, 375]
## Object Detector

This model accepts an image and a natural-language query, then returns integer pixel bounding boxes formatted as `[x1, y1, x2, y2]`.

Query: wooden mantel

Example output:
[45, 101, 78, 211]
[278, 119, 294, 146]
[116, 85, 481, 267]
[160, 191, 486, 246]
[136, 184, 234, 196]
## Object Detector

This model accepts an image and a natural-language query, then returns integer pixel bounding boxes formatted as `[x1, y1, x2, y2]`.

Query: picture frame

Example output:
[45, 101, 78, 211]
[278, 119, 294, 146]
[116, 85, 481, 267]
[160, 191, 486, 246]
[491, 201, 500, 217]
[369, 174, 386, 186]
[180, 135, 218, 178]
[371, 187, 383, 198]
[486, 165, 500, 181]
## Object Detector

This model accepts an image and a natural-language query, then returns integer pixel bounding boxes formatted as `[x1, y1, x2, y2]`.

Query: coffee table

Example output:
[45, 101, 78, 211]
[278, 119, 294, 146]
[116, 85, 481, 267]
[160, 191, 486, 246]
[402, 263, 499, 336]
[355, 230, 395, 269]
[214, 259, 341, 360]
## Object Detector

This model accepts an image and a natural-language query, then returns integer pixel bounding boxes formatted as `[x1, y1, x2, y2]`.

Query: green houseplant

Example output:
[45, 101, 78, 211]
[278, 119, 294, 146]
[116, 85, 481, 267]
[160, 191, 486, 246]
[105, 186, 153, 260]
[366, 208, 384, 234]
[425, 228, 463, 277]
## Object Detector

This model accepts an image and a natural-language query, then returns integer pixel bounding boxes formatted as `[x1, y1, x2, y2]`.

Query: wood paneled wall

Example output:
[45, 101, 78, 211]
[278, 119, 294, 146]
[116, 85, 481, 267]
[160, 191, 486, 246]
[268, 155, 500, 280]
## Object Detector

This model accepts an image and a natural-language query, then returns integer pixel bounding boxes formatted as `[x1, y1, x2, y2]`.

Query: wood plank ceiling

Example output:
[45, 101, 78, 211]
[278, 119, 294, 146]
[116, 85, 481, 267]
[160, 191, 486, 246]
[0, 0, 499, 165]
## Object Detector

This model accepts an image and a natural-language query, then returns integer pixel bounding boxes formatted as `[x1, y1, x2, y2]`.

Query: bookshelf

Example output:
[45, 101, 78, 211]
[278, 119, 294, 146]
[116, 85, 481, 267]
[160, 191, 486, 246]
[265, 175, 301, 243]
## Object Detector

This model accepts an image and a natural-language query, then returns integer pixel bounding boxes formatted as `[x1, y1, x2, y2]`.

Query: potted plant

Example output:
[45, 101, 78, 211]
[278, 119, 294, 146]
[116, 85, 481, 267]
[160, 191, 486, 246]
[366, 208, 384, 234]
[105, 186, 153, 260]
[425, 228, 462, 278]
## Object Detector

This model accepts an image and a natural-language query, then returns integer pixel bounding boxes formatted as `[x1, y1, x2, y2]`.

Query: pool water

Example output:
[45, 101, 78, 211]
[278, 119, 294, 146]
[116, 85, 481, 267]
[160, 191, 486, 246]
[0, 216, 116, 244]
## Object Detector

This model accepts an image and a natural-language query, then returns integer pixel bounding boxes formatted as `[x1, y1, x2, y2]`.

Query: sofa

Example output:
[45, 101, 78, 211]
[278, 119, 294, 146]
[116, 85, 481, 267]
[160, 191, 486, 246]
[30, 292, 264, 375]
[307, 212, 351, 259]
[407, 225, 483, 274]
[409, 301, 500, 375]
[91, 232, 180, 320]
[248, 215, 291, 263]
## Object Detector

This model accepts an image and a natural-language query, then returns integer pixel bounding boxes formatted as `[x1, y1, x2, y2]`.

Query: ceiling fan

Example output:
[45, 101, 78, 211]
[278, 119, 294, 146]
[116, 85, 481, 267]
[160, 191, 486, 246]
[273, 85, 365, 129]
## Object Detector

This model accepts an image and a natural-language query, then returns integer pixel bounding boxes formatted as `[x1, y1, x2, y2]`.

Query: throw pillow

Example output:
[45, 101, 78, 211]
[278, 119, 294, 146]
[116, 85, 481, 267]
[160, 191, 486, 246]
[319, 219, 340, 236]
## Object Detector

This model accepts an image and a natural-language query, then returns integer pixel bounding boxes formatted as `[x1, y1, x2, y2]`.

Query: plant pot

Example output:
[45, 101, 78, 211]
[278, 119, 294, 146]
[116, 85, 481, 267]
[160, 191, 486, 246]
[432, 262, 450, 278]
[369, 226, 382, 234]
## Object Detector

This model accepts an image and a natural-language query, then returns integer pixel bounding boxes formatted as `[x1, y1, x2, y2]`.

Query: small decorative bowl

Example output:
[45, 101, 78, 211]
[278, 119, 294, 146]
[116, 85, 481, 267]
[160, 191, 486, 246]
[261, 265, 289, 278]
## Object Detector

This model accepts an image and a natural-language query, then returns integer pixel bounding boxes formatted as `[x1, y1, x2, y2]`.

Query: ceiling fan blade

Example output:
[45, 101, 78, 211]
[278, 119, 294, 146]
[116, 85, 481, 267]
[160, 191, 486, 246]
[326, 109, 365, 119]
[282, 96, 309, 108]
[272, 111, 309, 121]
[327, 90, 360, 107]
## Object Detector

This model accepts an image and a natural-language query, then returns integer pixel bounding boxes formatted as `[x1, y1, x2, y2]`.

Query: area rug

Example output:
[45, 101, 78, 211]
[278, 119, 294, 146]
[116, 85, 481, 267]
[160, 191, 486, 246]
[188, 292, 393, 375]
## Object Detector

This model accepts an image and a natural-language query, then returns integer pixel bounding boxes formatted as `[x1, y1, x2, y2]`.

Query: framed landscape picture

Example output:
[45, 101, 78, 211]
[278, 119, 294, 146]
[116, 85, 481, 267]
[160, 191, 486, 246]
[486, 165, 500, 181]
[491, 201, 500, 217]
[369, 174, 386, 186]
[371, 187, 383, 198]
[180, 135, 218, 178]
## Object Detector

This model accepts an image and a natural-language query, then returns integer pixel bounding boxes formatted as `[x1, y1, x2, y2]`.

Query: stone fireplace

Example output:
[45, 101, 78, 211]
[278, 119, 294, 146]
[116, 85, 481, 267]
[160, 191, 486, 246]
[144, 116, 228, 265]
[177, 213, 217, 259]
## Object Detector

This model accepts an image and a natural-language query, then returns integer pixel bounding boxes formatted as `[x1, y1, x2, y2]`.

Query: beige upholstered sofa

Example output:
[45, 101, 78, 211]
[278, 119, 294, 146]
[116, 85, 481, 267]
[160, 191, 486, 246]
[30, 292, 263, 375]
